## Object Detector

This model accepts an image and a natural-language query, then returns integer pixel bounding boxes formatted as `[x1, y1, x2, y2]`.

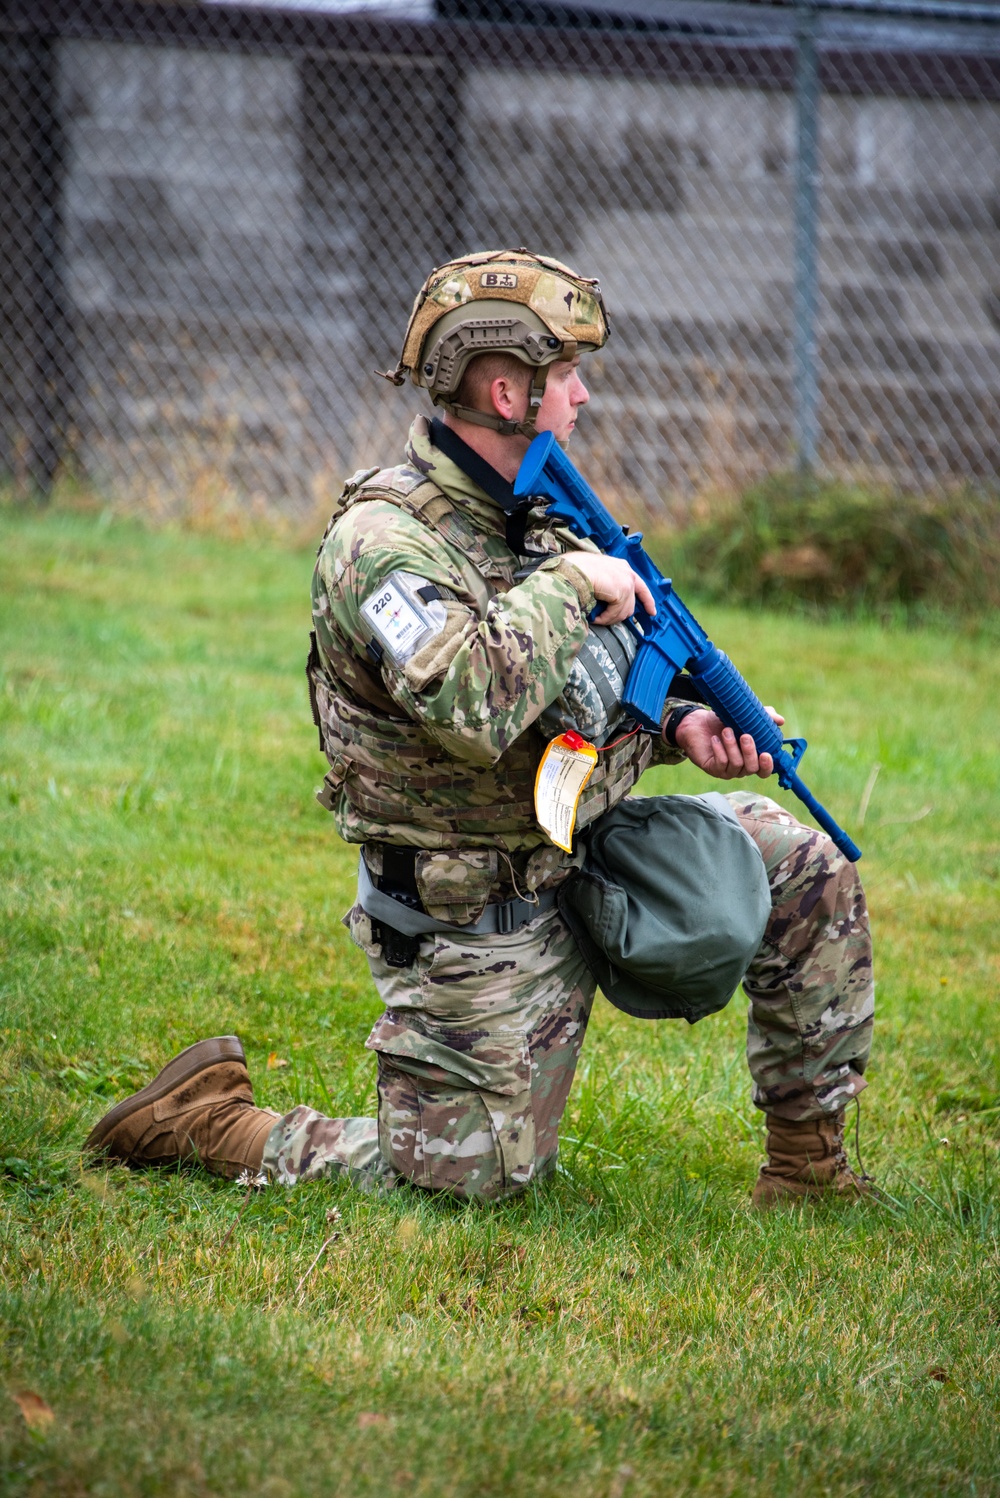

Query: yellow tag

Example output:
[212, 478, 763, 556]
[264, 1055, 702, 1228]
[534, 731, 599, 853]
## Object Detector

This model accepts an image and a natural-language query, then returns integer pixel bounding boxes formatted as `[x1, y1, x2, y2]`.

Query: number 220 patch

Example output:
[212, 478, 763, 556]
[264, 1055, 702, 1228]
[361, 581, 426, 659]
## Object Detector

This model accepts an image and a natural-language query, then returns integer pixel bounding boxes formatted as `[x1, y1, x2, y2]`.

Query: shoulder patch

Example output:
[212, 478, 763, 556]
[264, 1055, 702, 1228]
[360, 571, 448, 667]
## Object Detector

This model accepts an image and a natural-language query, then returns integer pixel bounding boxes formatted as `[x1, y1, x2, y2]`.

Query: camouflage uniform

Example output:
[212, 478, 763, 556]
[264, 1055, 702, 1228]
[307, 419, 658, 856]
[260, 417, 874, 1197]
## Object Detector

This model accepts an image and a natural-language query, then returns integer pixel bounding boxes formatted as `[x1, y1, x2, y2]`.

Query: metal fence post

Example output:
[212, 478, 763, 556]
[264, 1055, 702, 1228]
[793, 0, 820, 474]
[0, 33, 70, 499]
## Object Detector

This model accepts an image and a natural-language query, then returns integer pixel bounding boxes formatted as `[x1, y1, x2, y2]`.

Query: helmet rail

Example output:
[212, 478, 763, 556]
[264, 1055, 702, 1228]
[379, 247, 610, 438]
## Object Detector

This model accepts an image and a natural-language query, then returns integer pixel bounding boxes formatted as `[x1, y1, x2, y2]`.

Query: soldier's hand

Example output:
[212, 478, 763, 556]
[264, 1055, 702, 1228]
[674, 706, 785, 780]
[564, 552, 656, 625]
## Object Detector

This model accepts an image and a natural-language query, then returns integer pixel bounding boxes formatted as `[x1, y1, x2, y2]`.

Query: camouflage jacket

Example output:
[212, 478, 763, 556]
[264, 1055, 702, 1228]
[309, 416, 685, 906]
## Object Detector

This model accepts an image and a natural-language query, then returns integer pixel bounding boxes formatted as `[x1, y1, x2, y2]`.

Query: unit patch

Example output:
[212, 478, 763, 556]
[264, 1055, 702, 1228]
[360, 571, 448, 667]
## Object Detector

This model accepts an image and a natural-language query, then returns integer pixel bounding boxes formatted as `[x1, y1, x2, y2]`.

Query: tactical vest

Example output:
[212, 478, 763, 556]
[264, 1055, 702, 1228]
[307, 464, 652, 861]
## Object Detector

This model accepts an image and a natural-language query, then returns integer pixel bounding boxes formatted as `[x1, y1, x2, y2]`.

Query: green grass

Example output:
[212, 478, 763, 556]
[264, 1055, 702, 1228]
[2, 504, 999, 1497]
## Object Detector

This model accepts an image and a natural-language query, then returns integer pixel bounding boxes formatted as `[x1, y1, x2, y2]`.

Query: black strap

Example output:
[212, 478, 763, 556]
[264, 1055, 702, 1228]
[575, 634, 624, 717]
[430, 418, 532, 559]
[593, 623, 634, 687]
[663, 702, 702, 747]
[504, 506, 529, 556]
[306, 631, 323, 748]
[429, 418, 521, 514]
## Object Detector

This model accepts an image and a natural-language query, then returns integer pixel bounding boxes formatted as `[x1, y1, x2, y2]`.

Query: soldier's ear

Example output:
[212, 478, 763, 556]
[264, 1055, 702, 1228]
[490, 374, 528, 421]
[488, 375, 513, 418]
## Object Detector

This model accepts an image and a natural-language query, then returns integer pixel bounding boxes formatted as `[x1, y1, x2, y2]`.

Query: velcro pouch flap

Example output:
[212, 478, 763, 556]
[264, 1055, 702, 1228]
[414, 849, 498, 924]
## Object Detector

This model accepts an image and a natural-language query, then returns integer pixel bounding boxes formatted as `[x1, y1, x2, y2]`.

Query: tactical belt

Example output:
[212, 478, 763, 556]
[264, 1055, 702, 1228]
[358, 848, 557, 967]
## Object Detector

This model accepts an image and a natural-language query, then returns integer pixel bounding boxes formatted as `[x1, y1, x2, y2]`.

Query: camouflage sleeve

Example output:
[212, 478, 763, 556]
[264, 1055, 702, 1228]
[320, 503, 596, 766]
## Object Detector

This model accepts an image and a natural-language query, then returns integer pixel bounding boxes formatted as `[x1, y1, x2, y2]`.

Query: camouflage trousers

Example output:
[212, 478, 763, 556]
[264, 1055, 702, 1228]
[261, 793, 874, 1200]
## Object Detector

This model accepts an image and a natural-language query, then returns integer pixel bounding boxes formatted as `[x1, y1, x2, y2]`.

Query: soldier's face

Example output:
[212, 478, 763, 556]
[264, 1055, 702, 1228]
[536, 356, 590, 442]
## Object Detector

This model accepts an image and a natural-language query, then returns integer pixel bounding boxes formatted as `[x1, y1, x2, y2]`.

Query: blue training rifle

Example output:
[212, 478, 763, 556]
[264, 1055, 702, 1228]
[514, 433, 862, 863]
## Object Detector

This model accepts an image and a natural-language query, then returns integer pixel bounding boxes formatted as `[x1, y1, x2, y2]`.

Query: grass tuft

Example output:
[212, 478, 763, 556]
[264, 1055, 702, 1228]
[654, 472, 1000, 619]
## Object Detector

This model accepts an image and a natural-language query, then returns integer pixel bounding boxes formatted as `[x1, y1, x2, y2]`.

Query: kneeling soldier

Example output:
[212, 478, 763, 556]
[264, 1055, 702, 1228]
[86, 250, 874, 1206]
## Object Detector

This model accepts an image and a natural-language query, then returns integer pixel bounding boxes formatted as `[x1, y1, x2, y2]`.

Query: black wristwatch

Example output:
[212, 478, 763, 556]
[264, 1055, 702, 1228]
[663, 703, 703, 748]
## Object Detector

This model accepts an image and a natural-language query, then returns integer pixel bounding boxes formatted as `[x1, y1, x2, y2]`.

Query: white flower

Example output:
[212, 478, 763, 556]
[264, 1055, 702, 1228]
[235, 1169, 269, 1190]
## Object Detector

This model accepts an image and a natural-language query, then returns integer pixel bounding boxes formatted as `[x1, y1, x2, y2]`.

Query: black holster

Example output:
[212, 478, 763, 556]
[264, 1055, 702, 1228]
[368, 845, 422, 968]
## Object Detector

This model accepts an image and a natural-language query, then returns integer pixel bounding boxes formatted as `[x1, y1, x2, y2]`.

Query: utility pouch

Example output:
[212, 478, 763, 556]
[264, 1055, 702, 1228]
[414, 849, 498, 925]
[558, 793, 770, 1024]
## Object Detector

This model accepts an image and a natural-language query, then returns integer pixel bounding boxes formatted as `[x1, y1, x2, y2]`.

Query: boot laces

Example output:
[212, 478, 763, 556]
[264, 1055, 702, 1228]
[851, 1096, 875, 1184]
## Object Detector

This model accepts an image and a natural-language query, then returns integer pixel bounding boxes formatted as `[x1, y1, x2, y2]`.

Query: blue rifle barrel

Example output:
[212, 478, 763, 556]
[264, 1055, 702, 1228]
[514, 433, 862, 863]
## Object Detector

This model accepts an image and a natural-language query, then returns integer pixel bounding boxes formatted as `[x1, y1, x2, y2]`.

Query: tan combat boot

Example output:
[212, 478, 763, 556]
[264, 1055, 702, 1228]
[84, 1036, 279, 1179]
[752, 1110, 872, 1207]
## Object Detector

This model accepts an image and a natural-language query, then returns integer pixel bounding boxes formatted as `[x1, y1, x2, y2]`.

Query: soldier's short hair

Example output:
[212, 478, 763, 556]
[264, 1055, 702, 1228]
[455, 351, 532, 415]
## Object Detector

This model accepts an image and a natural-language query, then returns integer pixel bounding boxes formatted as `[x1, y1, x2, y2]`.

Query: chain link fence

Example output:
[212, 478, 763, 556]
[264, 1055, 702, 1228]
[2, 0, 999, 523]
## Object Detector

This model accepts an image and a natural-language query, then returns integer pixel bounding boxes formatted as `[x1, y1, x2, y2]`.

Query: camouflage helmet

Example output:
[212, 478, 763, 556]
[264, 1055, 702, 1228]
[382, 248, 610, 437]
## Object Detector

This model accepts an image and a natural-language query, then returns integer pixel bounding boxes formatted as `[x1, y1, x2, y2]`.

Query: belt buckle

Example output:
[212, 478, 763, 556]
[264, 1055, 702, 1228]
[495, 899, 517, 935]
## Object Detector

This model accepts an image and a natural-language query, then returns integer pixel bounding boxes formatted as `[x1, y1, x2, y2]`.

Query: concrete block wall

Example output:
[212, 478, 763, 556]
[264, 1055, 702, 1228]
[55, 37, 1000, 517]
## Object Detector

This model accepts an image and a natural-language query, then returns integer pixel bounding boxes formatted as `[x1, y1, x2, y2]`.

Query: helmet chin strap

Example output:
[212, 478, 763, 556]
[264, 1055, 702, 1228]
[435, 364, 549, 438]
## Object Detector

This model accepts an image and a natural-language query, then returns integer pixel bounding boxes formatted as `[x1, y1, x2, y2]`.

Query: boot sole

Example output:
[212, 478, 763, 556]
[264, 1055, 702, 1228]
[83, 1036, 246, 1156]
[752, 1178, 872, 1208]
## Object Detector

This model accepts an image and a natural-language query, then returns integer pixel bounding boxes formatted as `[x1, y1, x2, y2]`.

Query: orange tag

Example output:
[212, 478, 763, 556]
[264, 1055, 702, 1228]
[534, 731, 598, 853]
